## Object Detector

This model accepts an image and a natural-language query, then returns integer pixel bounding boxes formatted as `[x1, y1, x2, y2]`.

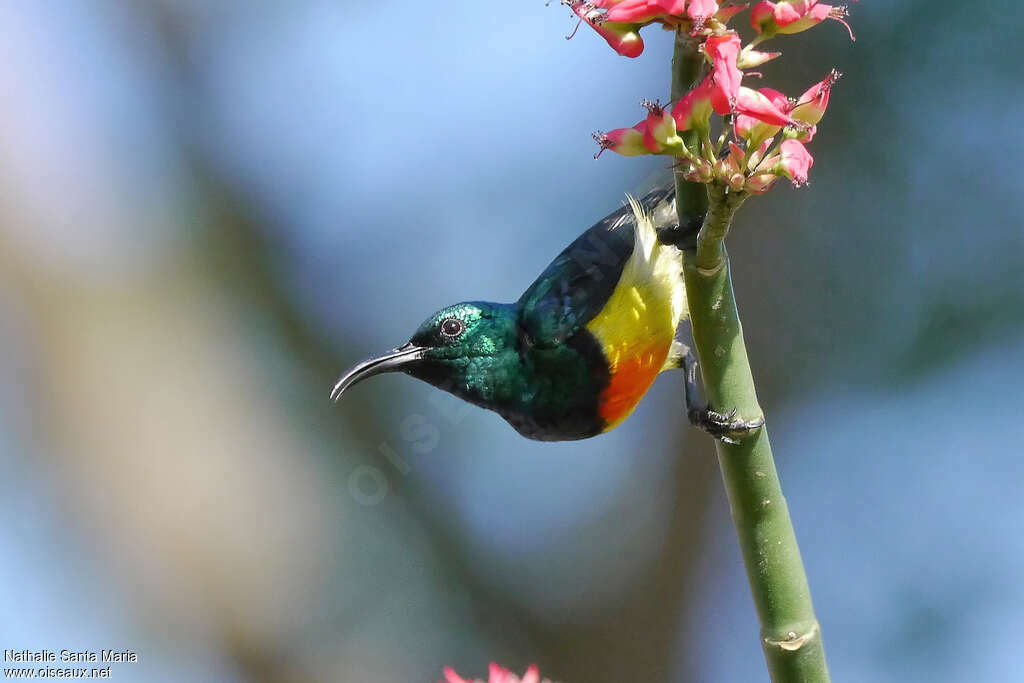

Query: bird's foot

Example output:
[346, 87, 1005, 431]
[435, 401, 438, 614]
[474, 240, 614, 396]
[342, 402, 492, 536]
[687, 406, 764, 445]
[678, 343, 765, 444]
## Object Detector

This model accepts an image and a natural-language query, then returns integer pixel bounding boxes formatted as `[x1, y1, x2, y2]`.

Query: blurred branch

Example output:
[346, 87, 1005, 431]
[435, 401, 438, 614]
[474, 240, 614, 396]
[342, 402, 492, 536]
[672, 35, 831, 683]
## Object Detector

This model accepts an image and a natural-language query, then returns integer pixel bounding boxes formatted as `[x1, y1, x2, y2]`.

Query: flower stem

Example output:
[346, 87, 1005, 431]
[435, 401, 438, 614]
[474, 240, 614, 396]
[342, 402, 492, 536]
[672, 37, 832, 683]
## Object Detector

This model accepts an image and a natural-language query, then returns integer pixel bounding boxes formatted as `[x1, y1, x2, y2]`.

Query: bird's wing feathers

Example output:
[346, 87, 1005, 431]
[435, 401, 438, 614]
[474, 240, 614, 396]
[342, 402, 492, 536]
[516, 186, 679, 346]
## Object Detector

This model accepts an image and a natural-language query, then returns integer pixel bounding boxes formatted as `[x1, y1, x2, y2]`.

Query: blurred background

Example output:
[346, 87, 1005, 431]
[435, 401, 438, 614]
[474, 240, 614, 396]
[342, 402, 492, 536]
[2, 1, 1022, 681]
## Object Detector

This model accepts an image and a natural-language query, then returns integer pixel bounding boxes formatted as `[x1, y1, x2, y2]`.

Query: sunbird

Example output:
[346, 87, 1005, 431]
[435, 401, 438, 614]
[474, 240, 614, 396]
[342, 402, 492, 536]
[331, 186, 761, 441]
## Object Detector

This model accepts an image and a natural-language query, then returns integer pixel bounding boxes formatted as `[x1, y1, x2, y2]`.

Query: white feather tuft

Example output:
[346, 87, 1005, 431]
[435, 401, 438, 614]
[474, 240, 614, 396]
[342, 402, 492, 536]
[626, 194, 656, 262]
[624, 194, 687, 323]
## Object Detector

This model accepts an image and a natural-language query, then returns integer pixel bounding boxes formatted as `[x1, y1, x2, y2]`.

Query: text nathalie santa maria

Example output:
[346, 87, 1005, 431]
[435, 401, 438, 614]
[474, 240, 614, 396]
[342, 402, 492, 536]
[4, 651, 136, 664]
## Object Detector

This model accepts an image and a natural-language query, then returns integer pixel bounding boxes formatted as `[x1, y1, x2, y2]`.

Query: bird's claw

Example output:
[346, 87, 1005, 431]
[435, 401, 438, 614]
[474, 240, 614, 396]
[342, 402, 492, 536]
[688, 406, 765, 444]
[679, 345, 765, 443]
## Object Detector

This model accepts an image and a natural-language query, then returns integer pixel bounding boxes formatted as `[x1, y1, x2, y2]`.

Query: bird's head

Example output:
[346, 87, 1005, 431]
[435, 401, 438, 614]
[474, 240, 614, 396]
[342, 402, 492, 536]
[330, 301, 519, 402]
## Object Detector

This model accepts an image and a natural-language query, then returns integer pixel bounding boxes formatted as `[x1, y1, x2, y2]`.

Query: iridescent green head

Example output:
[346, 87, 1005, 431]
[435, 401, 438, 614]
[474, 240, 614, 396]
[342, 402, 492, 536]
[330, 301, 520, 403]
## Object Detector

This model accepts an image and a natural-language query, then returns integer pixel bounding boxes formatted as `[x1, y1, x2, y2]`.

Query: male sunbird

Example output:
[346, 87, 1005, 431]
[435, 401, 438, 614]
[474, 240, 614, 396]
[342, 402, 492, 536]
[331, 186, 761, 442]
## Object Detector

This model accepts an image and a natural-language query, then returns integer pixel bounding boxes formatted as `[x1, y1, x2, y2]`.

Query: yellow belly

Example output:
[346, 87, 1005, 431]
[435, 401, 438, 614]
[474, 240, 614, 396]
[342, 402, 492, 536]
[584, 196, 686, 432]
[587, 280, 680, 430]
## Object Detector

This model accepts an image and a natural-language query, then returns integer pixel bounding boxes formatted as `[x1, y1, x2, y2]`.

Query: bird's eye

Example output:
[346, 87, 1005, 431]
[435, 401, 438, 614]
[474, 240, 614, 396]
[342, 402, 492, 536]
[439, 317, 466, 340]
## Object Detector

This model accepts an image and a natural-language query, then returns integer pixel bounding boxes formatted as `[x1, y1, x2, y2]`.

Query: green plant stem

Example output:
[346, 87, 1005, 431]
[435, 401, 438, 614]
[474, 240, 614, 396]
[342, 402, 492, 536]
[671, 30, 710, 229]
[671, 34, 831, 683]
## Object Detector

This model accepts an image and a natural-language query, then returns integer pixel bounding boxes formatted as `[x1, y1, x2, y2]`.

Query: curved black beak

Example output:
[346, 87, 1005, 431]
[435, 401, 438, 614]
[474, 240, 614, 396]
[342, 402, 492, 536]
[330, 342, 427, 402]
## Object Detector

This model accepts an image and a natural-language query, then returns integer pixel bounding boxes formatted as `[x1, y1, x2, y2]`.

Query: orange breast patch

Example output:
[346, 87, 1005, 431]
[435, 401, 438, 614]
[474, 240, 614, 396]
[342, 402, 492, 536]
[597, 337, 672, 429]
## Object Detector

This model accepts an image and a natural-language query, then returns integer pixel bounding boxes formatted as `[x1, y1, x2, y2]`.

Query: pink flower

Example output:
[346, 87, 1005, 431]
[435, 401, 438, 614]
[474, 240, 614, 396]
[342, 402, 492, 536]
[790, 69, 841, 125]
[702, 33, 799, 127]
[703, 32, 743, 114]
[602, 0, 739, 28]
[442, 663, 553, 683]
[563, 0, 751, 56]
[595, 100, 684, 157]
[687, 0, 721, 23]
[593, 124, 650, 157]
[735, 86, 797, 126]
[565, 1, 645, 57]
[750, 0, 854, 40]
[674, 70, 795, 137]
[672, 74, 716, 132]
[773, 138, 814, 186]
[734, 87, 791, 147]
[605, 0, 688, 24]
[640, 100, 684, 154]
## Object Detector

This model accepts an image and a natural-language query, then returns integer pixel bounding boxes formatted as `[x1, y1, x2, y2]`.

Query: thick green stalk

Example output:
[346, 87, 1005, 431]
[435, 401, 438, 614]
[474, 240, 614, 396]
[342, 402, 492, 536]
[670, 30, 710, 229]
[671, 35, 831, 683]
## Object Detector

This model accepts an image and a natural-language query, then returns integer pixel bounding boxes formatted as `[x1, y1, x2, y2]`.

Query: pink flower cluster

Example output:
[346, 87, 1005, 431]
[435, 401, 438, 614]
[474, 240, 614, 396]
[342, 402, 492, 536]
[442, 663, 554, 683]
[570, 0, 851, 193]
[563, 0, 746, 57]
[564, 0, 851, 58]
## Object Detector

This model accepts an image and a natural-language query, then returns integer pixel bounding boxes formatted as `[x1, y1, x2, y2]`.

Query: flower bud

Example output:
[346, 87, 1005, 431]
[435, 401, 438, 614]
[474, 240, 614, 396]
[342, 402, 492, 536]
[750, 1, 854, 40]
[684, 159, 715, 183]
[772, 138, 813, 186]
[593, 125, 650, 157]
[746, 172, 779, 194]
[737, 45, 781, 69]
[595, 21, 646, 57]
[565, 1, 646, 57]
[640, 100, 686, 154]
[791, 69, 841, 125]
[746, 135, 775, 169]
[672, 75, 716, 133]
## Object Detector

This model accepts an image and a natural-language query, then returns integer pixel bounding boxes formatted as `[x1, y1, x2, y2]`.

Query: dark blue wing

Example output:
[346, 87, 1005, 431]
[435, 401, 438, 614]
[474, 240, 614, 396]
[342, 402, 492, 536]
[516, 185, 680, 347]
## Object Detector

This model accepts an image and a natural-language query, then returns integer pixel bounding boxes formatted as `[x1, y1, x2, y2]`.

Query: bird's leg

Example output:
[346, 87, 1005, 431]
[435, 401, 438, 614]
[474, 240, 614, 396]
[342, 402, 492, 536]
[667, 341, 765, 444]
